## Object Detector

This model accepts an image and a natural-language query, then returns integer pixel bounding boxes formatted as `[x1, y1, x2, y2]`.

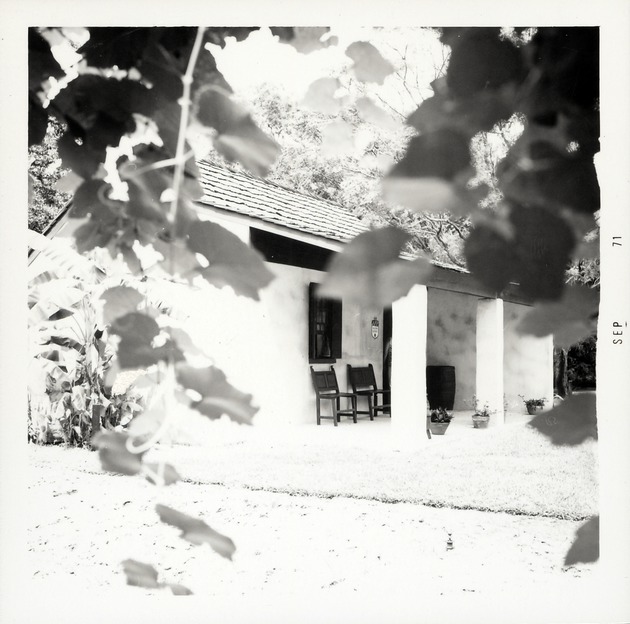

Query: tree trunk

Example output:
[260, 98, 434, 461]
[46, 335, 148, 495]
[554, 347, 570, 397]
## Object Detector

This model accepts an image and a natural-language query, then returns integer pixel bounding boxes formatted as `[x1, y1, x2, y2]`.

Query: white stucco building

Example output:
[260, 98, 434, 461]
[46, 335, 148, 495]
[29, 162, 554, 445]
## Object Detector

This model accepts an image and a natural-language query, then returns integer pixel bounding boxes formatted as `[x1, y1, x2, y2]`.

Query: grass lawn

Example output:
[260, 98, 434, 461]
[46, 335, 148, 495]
[25, 417, 601, 618]
[148, 416, 597, 521]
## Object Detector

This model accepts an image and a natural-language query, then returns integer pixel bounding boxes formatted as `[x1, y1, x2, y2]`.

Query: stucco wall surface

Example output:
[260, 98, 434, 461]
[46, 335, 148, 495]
[503, 302, 554, 412]
[426, 288, 477, 411]
[183, 211, 385, 426]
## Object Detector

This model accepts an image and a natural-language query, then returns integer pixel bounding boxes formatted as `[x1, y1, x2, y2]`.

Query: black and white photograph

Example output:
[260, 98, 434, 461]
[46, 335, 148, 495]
[1, 2, 629, 622]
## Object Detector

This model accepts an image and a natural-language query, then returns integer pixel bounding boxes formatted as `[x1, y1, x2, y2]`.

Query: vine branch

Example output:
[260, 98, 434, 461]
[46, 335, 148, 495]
[167, 26, 206, 229]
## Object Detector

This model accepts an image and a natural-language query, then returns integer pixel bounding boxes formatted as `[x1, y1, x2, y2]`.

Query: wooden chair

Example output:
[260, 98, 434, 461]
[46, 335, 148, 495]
[310, 366, 357, 426]
[347, 363, 391, 420]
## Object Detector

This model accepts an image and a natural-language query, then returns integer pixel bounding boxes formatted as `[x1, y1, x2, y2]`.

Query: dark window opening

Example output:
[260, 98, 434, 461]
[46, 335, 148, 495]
[308, 283, 342, 362]
[250, 228, 334, 271]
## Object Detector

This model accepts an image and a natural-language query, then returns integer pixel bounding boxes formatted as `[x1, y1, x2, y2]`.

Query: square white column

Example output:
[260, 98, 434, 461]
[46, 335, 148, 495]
[476, 298, 504, 424]
[391, 284, 428, 450]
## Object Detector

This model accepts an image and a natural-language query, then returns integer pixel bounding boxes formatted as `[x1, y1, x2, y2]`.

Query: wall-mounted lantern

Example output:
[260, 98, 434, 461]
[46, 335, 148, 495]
[371, 317, 379, 339]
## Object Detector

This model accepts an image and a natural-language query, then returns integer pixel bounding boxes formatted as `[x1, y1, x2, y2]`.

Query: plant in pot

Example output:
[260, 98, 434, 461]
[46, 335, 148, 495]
[471, 397, 492, 429]
[519, 395, 547, 415]
[429, 407, 453, 435]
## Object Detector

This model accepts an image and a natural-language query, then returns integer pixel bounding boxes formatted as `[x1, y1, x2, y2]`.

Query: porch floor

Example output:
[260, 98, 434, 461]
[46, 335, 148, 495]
[293, 410, 533, 451]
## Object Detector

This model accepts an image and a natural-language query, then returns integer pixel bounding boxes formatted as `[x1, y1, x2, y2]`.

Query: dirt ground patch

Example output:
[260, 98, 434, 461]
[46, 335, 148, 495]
[24, 444, 603, 622]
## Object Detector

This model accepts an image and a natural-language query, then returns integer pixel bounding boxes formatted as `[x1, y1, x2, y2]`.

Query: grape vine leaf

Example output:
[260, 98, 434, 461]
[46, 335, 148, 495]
[168, 583, 194, 596]
[195, 86, 280, 177]
[381, 175, 478, 217]
[101, 286, 144, 325]
[465, 205, 576, 301]
[529, 28, 599, 112]
[407, 86, 518, 139]
[564, 516, 599, 566]
[78, 27, 151, 70]
[214, 124, 281, 178]
[73, 215, 119, 254]
[187, 221, 274, 300]
[119, 146, 203, 226]
[93, 431, 146, 476]
[121, 559, 161, 589]
[53, 75, 154, 151]
[204, 27, 260, 48]
[55, 170, 83, 195]
[121, 558, 193, 594]
[176, 363, 258, 425]
[319, 228, 432, 308]
[271, 27, 337, 54]
[57, 131, 104, 181]
[302, 77, 347, 115]
[79, 27, 232, 103]
[463, 223, 516, 293]
[167, 326, 206, 358]
[29, 29, 64, 90]
[152, 238, 202, 281]
[382, 128, 477, 215]
[389, 129, 471, 180]
[195, 85, 247, 134]
[192, 43, 233, 98]
[70, 179, 117, 218]
[29, 94, 49, 146]
[117, 244, 141, 275]
[144, 463, 181, 486]
[355, 97, 399, 131]
[127, 406, 166, 440]
[517, 284, 599, 347]
[497, 137, 600, 215]
[345, 41, 394, 85]
[573, 237, 599, 261]
[508, 205, 576, 300]
[139, 30, 199, 101]
[109, 312, 184, 369]
[156, 504, 236, 559]
[528, 393, 597, 446]
[153, 99, 204, 170]
[444, 27, 525, 98]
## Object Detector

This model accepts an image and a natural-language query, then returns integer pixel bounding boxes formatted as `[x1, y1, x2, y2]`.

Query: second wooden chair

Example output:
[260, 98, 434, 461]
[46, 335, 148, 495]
[310, 366, 358, 426]
[347, 363, 391, 420]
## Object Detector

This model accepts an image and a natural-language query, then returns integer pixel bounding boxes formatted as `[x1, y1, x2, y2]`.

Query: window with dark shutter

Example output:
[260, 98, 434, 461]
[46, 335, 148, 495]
[308, 283, 342, 363]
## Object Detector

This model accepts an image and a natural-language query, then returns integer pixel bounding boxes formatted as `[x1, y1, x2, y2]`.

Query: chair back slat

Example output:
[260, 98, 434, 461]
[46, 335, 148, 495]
[347, 364, 377, 392]
[310, 366, 341, 395]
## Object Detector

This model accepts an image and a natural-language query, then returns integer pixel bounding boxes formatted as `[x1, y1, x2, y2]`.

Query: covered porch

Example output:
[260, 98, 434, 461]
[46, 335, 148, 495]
[388, 280, 554, 451]
[299, 409, 534, 452]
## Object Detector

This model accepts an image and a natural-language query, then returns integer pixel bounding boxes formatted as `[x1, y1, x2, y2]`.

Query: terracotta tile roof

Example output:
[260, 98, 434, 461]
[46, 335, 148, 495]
[196, 161, 376, 245]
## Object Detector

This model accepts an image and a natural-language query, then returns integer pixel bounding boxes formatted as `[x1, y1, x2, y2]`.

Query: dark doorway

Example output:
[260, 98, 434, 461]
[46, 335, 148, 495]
[383, 307, 392, 403]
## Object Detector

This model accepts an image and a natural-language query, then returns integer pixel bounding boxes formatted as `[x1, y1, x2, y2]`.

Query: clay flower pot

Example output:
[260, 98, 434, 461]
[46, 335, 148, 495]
[472, 414, 490, 429]
[429, 421, 450, 436]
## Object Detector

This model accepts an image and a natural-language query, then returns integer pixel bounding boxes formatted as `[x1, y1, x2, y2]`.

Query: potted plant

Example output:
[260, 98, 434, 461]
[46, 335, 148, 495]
[428, 407, 453, 435]
[471, 397, 492, 429]
[519, 395, 547, 415]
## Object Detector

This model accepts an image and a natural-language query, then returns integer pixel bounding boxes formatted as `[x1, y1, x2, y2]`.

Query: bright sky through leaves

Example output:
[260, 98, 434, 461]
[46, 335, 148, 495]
[209, 27, 445, 116]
